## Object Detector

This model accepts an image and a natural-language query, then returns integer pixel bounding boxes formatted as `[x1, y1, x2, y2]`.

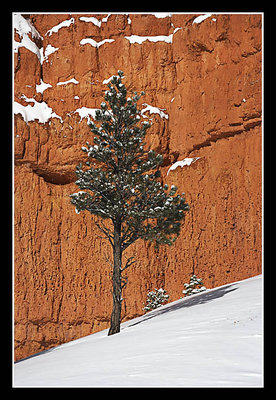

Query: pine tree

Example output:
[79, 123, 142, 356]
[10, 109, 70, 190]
[143, 288, 169, 312]
[70, 70, 189, 336]
[182, 275, 207, 297]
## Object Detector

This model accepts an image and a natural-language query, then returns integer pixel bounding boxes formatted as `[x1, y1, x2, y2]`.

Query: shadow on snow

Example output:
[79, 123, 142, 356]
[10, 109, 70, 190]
[127, 283, 238, 328]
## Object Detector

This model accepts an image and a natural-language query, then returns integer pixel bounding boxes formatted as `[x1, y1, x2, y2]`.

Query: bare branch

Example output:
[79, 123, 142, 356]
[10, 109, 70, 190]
[121, 256, 136, 272]
[103, 251, 114, 270]
[122, 232, 138, 250]
[121, 275, 128, 290]
[95, 220, 114, 248]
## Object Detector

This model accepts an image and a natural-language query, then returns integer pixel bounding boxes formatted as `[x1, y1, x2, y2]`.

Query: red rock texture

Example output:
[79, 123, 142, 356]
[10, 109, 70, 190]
[14, 13, 262, 360]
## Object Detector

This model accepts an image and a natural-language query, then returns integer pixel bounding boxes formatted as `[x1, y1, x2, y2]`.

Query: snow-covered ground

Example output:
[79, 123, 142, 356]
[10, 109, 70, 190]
[14, 275, 263, 388]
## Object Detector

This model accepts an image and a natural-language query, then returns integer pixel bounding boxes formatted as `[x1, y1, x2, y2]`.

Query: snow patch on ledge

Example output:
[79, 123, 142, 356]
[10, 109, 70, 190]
[141, 103, 169, 119]
[192, 13, 212, 24]
[14, 95, 63, 124]
[80, 38, 115, 48]
[79, 14, 114, 26]
[167, 157, 201, 175]
[13, 14, 43, 64]
[14, 36, 43, 63]
[14, 13, 43, 40]
[124, 34, 173, 44]
[79, 16, 102, 27]
[57, 78, 79, 86]
[74, 107, 99, 122]
[46, 17, 75, 36]
[43, 44, 59, 62]
[36, 79, 52, 94]
[152, 13, 172, 18]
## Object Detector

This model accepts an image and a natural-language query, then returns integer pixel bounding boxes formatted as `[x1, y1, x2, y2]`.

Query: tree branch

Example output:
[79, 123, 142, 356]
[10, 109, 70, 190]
[121, 275, 128, 290]
[95, 220, 114, 248]
[121, 256, 136, 272]
[122, 232, 138, 250]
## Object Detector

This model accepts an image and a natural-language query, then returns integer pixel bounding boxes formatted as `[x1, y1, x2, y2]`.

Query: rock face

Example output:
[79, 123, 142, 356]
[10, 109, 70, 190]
[14, 13, 262, 360]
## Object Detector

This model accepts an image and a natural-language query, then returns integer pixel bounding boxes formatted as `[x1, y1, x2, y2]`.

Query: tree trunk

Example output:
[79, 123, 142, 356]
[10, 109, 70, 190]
[108, 218, 122, 336]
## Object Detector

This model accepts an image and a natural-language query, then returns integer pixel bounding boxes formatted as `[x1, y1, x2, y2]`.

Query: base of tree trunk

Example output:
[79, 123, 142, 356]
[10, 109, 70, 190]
[107, 325, 120, 336]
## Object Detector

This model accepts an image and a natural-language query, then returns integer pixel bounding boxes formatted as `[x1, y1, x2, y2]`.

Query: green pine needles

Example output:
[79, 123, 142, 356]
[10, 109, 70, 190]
[70, 70, 189, 335]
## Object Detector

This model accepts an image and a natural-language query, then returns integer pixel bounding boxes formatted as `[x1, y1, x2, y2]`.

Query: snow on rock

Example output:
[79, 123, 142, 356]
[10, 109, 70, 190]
[46, 17, 75, 36]
[141, 103, 169, 119]
[173, 27, 182, 35]
[36, 79, 52, 94]
[101, 14, 111, 23]
[13, 14, 43, 64]
[80, 38, 115, 48]
[13, 14, 64, 65]
[57, 78, 79, 86]
[14, 35, 43, 64]
[125, 34, 173, 44]
[14, 95, 63, 124]
[43, 44, 59, 62]
[13, 275, 263, 388]
[13, 13, 43, 41]
[167, 157, 201, 175]
[79, 16, 102, 27]
[152, 13, 172, 18]
[74, 107, 99, 122]
[192, 13, 213, 24]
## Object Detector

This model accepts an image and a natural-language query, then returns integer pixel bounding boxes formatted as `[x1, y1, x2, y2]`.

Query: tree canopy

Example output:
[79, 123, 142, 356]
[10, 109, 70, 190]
[70, 70, 189, 251]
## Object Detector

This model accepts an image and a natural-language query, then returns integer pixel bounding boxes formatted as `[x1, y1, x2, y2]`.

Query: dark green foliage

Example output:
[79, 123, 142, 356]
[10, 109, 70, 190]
[70, 70, 189, 250]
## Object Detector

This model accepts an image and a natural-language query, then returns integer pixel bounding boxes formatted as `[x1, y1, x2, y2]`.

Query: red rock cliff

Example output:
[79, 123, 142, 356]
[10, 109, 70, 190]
[14, 13, 262, 360]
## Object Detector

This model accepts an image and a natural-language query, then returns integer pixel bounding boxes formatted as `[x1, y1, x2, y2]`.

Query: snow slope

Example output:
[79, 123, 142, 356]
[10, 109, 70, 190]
[14, 275, 263, 388]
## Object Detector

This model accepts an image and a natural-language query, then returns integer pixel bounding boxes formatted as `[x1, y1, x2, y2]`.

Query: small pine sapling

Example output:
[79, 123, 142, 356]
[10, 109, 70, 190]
[182, 275, 206, 297]
[144, 288, 169, 312]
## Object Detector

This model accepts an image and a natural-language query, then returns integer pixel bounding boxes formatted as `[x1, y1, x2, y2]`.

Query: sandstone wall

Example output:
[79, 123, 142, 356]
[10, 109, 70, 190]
[14, 13, 262, 360]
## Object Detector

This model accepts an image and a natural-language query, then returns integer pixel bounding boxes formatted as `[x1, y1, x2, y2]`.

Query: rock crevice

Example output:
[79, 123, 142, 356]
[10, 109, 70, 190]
[188, 116, 261, 154]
